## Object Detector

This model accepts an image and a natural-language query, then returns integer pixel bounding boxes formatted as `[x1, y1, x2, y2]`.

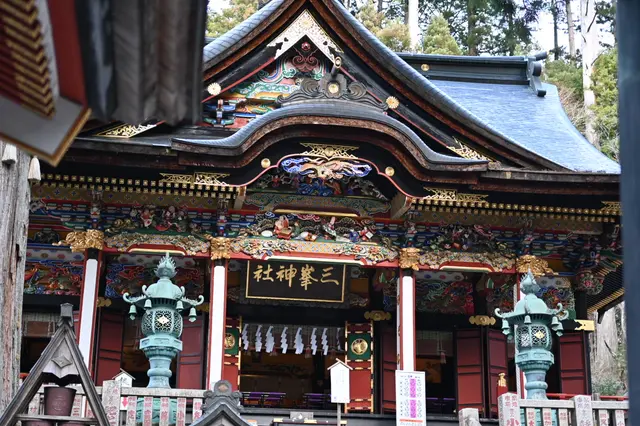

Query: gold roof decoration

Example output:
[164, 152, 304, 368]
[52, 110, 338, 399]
[516, 255, 554, 276]
[207, 236, 232, 261]
[600, 201, 621, 216]
[267, 9, 342, 63]
[207, 82, 222, 96]
[422, 187, 489, 204]
[54, 230, 104, 253]
[96, 123, 157, 138]
[299, 143, 358, 160]
[448, 138, 491, 161]
[385, 96, 400, 109]
[399, 247, 421, 271]
[159, 172, 230, 187]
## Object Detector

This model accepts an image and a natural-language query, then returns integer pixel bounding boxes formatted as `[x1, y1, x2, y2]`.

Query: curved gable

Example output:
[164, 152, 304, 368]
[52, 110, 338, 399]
[201, 0, 601, 173]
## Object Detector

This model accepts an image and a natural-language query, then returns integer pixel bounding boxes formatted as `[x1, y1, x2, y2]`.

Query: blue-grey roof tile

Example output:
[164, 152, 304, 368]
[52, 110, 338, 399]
[431, 80, 620, 174]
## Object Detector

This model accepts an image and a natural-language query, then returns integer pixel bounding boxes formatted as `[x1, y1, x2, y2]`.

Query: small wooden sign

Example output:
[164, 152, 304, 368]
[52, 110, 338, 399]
[328, 360, 352, 404]
[246, 260, 346, 303]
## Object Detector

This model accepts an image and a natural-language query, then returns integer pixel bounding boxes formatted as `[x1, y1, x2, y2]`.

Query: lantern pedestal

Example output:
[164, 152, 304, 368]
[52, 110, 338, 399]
[517, 351, 554, 399]
[140, 332, 183, 388]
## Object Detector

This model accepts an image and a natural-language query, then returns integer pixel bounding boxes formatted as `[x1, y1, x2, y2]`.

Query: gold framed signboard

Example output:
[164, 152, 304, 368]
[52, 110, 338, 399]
[246, 260, 346, 303]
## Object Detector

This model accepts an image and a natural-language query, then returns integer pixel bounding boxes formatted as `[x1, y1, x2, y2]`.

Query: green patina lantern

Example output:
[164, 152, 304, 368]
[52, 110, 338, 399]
[495, 270, 566, 400]
[124, 253, 204, 388]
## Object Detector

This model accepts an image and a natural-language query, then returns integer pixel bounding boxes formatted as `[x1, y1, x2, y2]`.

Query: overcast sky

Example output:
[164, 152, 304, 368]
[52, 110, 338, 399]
[209, 0, 613, 55]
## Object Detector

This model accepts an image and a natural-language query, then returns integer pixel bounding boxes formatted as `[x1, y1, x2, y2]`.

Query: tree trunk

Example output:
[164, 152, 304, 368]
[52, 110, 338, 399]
[565, 0, 576, 57]
[404, 0, 409, 24]
[408, 0, 420, 50]
[590, 309, 619, 390]
[580, 0, 599, 147]
[552, 0, 560, 59]
[467, 0, 478, 55]
[0, 142, 30, 412]
[618, 302, 626, 344]
[612, 0, 617, 44]
[378, 0, 384, 13]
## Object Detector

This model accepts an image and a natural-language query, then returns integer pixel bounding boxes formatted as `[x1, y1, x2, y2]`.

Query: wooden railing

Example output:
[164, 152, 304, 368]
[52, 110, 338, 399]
[28, 380, 207, 425]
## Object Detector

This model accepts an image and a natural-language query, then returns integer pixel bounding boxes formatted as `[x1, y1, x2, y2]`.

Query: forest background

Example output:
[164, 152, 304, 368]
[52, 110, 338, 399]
[208, 0, 625, 396]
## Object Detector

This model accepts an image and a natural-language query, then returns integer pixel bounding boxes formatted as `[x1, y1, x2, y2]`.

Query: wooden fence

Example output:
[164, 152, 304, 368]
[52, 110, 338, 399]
[494, 393, 628, 426]
[26, 384, 631, 426]
[28, 380, 206, 425]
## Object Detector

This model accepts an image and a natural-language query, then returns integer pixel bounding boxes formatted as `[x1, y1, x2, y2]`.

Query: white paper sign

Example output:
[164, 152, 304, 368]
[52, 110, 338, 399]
[330, 362, 351, 404]
[396, 371, 427, 426]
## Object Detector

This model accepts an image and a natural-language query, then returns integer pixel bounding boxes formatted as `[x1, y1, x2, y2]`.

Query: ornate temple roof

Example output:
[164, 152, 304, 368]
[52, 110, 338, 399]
[201, 0, 619, 175]
[173, 102, 487, 169]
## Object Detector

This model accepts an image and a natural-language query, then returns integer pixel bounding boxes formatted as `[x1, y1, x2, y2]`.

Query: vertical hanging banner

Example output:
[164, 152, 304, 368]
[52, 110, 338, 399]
[396, 371, 426, 426]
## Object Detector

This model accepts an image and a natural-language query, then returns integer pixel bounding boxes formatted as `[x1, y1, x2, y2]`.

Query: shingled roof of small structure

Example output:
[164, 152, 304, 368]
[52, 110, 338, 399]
[201, 0, 619, 174]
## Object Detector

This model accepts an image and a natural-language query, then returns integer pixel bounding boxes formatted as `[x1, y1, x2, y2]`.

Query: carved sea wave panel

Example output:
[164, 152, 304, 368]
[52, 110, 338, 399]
[105, 263, 204, 299]
[382, 277, 474, 315]
[24, 260, 84, 296]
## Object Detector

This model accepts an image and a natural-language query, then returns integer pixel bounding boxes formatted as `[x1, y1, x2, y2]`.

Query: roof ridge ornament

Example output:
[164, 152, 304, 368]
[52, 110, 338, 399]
[268, 9, 342, 63]
[527, 51, 548, 97]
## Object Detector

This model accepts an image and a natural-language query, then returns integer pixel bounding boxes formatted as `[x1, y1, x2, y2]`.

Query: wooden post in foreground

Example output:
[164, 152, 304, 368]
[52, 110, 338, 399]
[619, 1, 640, 425]
[0, 142, 31, 411]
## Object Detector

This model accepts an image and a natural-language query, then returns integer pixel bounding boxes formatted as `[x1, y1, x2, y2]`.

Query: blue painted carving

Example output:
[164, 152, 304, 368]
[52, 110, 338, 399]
[281, 157, 372, 180]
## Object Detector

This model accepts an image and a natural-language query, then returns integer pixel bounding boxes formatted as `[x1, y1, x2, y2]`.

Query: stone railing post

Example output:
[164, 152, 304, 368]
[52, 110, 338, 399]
[459, 408, 480, 426]
[497, 393, 521, 426]
[571, 395, 594, 426]
[101, 380, 122, 426]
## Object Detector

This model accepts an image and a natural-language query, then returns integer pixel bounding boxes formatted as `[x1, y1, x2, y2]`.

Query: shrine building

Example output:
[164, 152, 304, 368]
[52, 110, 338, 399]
[22, 0, 622, 423]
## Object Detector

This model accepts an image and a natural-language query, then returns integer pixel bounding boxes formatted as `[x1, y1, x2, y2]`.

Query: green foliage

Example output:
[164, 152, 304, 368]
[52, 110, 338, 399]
[357, 0, 387, 32]
[206, 0, 260, 38]
[418, 0, 544, 55]
[544, 59, 583, 98]
[489, 0, 545, 56]
[377, 22, 412, 51]
[356, 0, 412, 51]
[592, 376, 625, 396]
[592, 48, 619, 160]
[543, 59, 586, 135]
[422, 15, 462, 55]
[419, 0, 469, 48]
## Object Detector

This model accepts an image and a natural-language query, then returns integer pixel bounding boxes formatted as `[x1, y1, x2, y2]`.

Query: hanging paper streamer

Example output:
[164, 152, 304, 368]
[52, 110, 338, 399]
[336, 327, 342, 350]
[311, 328, 318, 355]
[255, 325, 263, 352]
[266, 326, 275, 353]
[321, 328, 328, 356]
[242, 324, 249, 351]
[295, 327, 304, 354]
[281, 327, 289, 354]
